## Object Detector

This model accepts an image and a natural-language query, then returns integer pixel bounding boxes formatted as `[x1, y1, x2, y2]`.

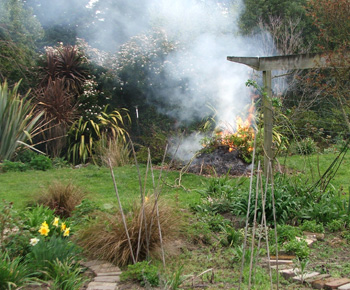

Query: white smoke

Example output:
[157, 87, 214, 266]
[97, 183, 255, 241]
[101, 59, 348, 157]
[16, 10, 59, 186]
[29, 0, 274, 161]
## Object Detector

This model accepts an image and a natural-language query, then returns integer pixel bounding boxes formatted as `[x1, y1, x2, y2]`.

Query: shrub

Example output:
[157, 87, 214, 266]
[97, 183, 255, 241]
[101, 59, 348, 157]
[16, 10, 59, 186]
[120, 261, 160, 287]
[0, 251, 37, 290]
[21, 205, 56, 231]
[29, 155, 53, 171]
[284, 238, 310, 260]
[196, 212, 230, 232]
[300, 220, 325, 233]
[0, 200, 26, 256]
[290, 137, 318, 155]
[297, 188, 345, 224]
[75, 198, 181, 266]
[193, 176, 241, 214]
[69, 199, 100, 227]
[95, 135, 131, 167]
[36, 181, 86, 218]
[136, 126, 168, 164]
[233, 176, 300, 225]
[327, 219, 345, 232]
[52, 157, 70, 168]
[219, 224, 243, 247]
[271, 224, 303, 245]
[14, 149, 37, 163]
[0, 160, 29, 172]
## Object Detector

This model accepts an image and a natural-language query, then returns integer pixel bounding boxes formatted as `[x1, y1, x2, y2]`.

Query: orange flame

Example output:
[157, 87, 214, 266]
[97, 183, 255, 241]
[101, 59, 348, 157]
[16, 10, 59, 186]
[216, 104, 255, 153]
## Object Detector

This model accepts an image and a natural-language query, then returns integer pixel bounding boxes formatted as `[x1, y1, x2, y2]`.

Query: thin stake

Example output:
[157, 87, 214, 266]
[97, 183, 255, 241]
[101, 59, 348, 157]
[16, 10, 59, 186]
[260, 165, 273, 290]
[136, 149, 152, 261]
[146, 149, 166, 268]
[108, 158, 135, 264]
[269, 162, 279, 290]
[248, 162, 261, 289]
[238, 132, 257, 290]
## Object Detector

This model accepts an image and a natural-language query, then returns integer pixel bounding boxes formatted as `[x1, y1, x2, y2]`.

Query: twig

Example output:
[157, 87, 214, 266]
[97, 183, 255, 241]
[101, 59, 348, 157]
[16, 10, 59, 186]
[108, 158, 135, 264]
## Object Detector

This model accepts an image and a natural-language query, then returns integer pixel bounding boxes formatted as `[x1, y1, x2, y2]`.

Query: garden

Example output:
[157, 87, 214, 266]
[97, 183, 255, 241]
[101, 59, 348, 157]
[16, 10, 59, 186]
[1, 0, 350, 289]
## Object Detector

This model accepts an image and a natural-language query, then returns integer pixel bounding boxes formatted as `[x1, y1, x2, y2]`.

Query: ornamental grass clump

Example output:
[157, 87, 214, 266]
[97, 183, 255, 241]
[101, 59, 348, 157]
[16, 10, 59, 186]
[75, 197, 181, 266]
[36, 181, 86, 218]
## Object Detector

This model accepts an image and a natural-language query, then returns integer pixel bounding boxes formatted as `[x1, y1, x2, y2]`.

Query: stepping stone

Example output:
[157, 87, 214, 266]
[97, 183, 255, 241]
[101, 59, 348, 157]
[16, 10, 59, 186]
[324, 278, 350, 289]
[96, 272, 122, 276]
[270, 255, 296, 260]
[292, 272, 320, 282]
[303, 231, 325, 241]
[338, 283, 350, 290]
[90, 263, 120, 274]
[268, 259, 294, 266]
[279, 268, 299, 279]
[313, 277, 342, 289]
[296, 236, 315, 246]
[86, 282, 117, 290]
[304, 273, 331, 284]
[81, 260, 106, 267]
[270, 264, 293, 271]
[94, 276, 120, 283]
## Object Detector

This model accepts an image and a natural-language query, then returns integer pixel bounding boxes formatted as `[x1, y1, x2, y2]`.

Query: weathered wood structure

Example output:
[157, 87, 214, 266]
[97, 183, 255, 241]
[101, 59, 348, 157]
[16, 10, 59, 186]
[227, 52, 333, 175]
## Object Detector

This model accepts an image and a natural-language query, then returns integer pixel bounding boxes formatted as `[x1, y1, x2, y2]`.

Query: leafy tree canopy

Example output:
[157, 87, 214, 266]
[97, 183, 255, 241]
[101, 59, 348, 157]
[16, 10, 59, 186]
[239, 0, 317, 52]
[0, 0, 43, 90]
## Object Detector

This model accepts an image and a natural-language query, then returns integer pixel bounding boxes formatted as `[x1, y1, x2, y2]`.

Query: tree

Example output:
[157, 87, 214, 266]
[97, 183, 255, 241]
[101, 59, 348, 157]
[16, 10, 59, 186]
[306, 0, 350, 134]
[23, 0, 92, 47]
[0, 0, 43, 90]
[239, 0, 317, 52]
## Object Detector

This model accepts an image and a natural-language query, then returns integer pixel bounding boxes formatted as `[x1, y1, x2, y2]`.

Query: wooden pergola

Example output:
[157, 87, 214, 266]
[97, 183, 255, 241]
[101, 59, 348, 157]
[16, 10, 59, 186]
[227, 52, 332, 175]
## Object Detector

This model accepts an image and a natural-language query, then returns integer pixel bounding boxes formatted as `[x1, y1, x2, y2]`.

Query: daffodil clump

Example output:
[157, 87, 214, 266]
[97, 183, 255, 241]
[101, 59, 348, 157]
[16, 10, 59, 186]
[30, 217, 70, 246]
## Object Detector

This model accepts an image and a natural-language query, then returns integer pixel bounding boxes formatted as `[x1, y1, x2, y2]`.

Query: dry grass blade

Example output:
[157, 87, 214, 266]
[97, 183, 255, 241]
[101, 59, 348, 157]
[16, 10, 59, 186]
[75, 197, 181, 267]
[108, 158, 136, 264]
[36, 181, 87, 218]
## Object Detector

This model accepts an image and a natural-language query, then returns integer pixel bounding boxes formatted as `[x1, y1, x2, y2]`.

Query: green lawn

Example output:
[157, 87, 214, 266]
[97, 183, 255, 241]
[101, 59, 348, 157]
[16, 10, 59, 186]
[278, 150, 350, 194]
[0, 164, 208, 210]
[2, 151, 350, 210]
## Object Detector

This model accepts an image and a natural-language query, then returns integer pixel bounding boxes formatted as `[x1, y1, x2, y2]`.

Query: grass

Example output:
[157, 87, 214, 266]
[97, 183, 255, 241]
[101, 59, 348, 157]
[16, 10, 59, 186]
[278, 151, 350, 194]
[1, 152, 350, 289]
[0, 164, 208, 210]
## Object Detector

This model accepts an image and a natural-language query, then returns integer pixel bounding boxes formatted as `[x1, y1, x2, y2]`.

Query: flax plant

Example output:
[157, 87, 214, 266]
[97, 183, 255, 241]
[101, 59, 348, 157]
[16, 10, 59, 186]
[0, 81, 42, 162]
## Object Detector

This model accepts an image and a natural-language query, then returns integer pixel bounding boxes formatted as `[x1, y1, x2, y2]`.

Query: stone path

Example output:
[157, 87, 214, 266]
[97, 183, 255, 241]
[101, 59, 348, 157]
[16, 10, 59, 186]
[80, 260, 122, 290]
[263, 233, 350, 289]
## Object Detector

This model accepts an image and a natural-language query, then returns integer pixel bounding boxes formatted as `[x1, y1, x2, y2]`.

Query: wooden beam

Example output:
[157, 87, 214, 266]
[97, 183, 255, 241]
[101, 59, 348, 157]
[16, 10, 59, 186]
[227, 52, 329, 71]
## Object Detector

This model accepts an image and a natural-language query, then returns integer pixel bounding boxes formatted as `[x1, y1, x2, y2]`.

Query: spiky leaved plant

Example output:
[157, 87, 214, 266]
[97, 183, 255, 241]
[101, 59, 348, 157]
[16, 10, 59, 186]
[0, 80, 42, 162]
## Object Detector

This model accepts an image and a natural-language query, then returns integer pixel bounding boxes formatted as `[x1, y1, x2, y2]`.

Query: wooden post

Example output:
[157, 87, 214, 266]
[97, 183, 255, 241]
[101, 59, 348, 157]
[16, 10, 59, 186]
[263, 70, 273, 177]
[227, 52, 345, 176]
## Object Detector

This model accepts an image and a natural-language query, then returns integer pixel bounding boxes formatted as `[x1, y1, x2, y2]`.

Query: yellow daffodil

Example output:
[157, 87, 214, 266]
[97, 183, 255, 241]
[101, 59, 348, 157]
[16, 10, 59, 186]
[61, 222, 66, 231]
[52, 217, 59, 227]
[30, 237, 40, 246]
[63, 227, 70, 237]
[38, 225, 50, 236]
[41, 221, 49, 228]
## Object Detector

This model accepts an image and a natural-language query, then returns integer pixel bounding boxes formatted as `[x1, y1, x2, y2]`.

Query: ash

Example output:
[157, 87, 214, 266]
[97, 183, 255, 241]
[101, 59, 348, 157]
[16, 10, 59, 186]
[186, 145, 251, 176]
